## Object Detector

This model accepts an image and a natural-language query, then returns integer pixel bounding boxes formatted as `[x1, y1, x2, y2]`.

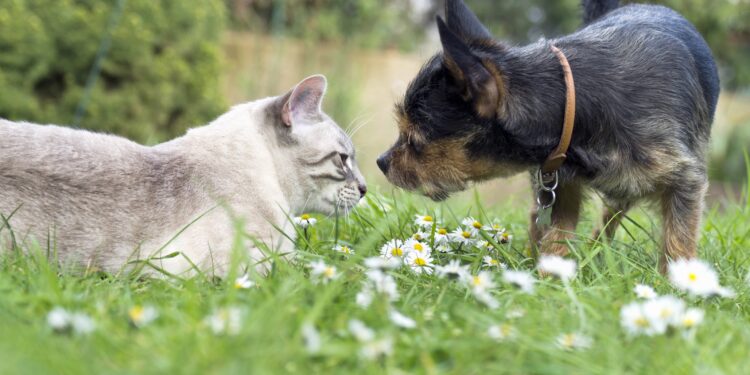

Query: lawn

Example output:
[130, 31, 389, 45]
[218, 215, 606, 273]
[1, 184, 750, 374]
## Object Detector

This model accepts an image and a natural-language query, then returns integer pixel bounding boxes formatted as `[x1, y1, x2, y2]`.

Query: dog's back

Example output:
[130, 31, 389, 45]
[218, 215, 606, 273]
[583, 3, 720, 122]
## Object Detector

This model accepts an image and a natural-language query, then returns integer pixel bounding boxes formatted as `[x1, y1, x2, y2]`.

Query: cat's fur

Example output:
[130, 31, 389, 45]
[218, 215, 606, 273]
[0, 75, 365, 277]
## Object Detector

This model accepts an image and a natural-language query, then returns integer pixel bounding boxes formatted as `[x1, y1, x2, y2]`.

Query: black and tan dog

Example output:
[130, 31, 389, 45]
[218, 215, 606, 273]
[377, 0, 719, 271]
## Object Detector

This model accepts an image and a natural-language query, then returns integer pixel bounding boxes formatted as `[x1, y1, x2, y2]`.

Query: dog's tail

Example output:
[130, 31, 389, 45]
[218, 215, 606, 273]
[582, 0, 619, 25]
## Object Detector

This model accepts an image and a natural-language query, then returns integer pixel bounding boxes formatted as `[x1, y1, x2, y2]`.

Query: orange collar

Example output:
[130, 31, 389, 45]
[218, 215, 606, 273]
[541, 45, 576, 176]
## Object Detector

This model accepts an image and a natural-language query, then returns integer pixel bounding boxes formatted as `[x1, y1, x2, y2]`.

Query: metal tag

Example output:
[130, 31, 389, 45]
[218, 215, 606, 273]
[536, 206, 552, 227]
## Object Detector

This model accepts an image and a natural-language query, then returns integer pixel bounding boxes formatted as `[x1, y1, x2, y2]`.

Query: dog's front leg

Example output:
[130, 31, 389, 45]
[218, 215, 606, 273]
[530, 182, 583, 256]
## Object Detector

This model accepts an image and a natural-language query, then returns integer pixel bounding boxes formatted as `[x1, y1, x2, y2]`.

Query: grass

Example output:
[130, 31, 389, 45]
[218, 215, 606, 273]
[1, 184, 750, 374]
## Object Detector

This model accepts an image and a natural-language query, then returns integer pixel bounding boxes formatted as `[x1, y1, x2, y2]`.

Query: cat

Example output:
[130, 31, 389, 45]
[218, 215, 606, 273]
[0, 75, 366, 277]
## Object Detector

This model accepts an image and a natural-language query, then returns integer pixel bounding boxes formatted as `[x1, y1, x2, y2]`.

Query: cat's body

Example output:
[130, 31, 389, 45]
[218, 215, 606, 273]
[0, 75, 365, 276]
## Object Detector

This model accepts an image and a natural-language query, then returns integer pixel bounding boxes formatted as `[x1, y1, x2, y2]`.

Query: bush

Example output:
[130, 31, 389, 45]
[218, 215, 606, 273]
[0, 0, 226, 143]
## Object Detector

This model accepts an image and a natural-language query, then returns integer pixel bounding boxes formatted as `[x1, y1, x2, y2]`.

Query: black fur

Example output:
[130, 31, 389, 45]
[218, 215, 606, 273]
[380, 0, 720, 266]
[582, 0, 620, 24]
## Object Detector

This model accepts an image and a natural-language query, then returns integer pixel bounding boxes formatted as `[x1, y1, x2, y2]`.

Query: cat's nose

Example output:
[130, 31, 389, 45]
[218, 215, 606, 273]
[376, 153, 390, 174]
[358, 183, 367, 198]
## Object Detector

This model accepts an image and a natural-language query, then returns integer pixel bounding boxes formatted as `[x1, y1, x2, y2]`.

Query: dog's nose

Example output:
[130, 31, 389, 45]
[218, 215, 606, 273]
[358, 183, 367, 198]
[377, 154, 390, 174]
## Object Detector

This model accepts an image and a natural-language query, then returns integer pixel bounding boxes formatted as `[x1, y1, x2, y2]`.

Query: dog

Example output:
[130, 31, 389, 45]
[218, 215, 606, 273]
[377, 0, 719, 272]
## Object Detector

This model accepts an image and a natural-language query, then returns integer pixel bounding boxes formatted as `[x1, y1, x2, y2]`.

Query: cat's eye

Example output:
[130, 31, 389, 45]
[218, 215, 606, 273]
[338, 153, 349, 168]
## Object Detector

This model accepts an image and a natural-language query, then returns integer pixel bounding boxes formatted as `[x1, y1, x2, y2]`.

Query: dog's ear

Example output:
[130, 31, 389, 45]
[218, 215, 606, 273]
[437, 16, 499, 119]
[445, 0, 492, 41]
[281, 75, 327, 127]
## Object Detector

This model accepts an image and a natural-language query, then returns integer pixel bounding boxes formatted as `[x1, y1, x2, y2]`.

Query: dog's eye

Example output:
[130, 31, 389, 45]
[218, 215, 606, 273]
[408, 139, 424, 154]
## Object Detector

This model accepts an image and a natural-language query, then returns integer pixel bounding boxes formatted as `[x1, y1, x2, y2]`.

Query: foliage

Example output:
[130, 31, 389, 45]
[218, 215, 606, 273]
[1, 190, 750, 373]
[0, 0, 226, 143]
[227, 0, 426, 50]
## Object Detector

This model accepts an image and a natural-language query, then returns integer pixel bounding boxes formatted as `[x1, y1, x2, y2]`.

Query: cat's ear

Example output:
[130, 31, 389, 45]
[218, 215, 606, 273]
[281, 75, 327, 127]
[437, 16, 499, 118]
[445, 0, 492, 42]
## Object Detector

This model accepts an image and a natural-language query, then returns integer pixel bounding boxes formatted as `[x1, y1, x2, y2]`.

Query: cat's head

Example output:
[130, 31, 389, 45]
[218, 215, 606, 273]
[268, 75, 366, 215]
[376, 0, 520, 201]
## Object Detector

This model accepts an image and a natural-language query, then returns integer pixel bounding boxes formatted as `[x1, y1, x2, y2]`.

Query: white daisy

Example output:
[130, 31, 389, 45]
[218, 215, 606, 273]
[364, 270, 399, 302]
[502, 270, 536, 294]
[363, 256, 402, 271]
[434, 228, 451, 245]
[473, 289, 500, 309]
[482, 256, 506, 269]
[483, 222, 505, 232]
[449, 227, 475, 246]
[355, 290, 374, 308]
[309, 260, 339, 284]
[293, 214, 317, 228]
[404, 239, 431, 256]
[234, 274, 255, 289]
[435, 259, 469, 280]
[405, 251, 434, 275]
[70, 313, 96, 335]
[348, 319, 375, 342]
[360, 337, 394, 360]
[461, 217, 484, 233]
[634, 284, 657, 299]
[379, 239, 406, 259]
[487, 323, 517, 342]
[505, 308, 526, 319]
[494, 231, 512, 244]
[435, 244, 454, 254]
[477, 240, 495, 251]
[679, 307, 704, 330]
[556, 332, 592, 351]
[389, 309, 416, 329]
[128, 305, 159, 328]
[668, 258, 734, 298]
[538, 255, 577, 281]
[47, 307, 71, 332]
[642, 295, 686, 334]
[414, 214, 436, 229]
[411, 231, 429, 242]
[333, 244, 355, 255]
[467, 271, 496, 292]
[301, 323, 322, 354]
[620, 301, 656, 336]
[205, 307, 243, 335]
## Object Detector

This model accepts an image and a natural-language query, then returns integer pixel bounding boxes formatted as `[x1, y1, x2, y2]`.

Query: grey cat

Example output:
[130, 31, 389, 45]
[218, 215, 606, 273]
[0, 75, 366, 277]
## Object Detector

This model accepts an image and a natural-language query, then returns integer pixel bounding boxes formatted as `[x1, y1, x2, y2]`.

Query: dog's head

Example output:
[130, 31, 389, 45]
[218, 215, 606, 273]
[377, 0, 524, 201]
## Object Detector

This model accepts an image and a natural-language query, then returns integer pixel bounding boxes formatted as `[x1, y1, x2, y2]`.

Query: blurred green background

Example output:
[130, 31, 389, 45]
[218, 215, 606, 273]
[0, 0, 748, 200]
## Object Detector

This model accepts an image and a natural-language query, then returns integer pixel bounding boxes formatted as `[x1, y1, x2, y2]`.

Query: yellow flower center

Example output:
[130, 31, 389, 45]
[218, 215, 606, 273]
[414, 257, 427, 266]
[472, 221, 482, 229]
[414, 243, 424, 252]
[683, 318, 695, 327]
[323, 267, 335, 278]
[472, 276, 482, 286]
[438, 228, 448, 235]
[392, 248, 403, 256]
[489, 259, 498, 265]
[462, 231, 471, 238]
[688, 273, 697, 282]
[562, 334, 574, 347]
[635, 317, 649, 327]
[423, 215, 433, 222]
[493, 224, 502, 230]
[413, 234, 423, 240]
[129, 306, 144, 321]
[341, 246, 350, 253]
[301, 214, 311, 220]
[660, 309, 672, 318]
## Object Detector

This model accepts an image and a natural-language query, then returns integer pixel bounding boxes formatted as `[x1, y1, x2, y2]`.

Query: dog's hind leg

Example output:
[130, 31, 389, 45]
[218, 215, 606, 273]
[531, 182, 584, 256]
[658, 176, 707, 273]
[593, 199, 633, 241]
